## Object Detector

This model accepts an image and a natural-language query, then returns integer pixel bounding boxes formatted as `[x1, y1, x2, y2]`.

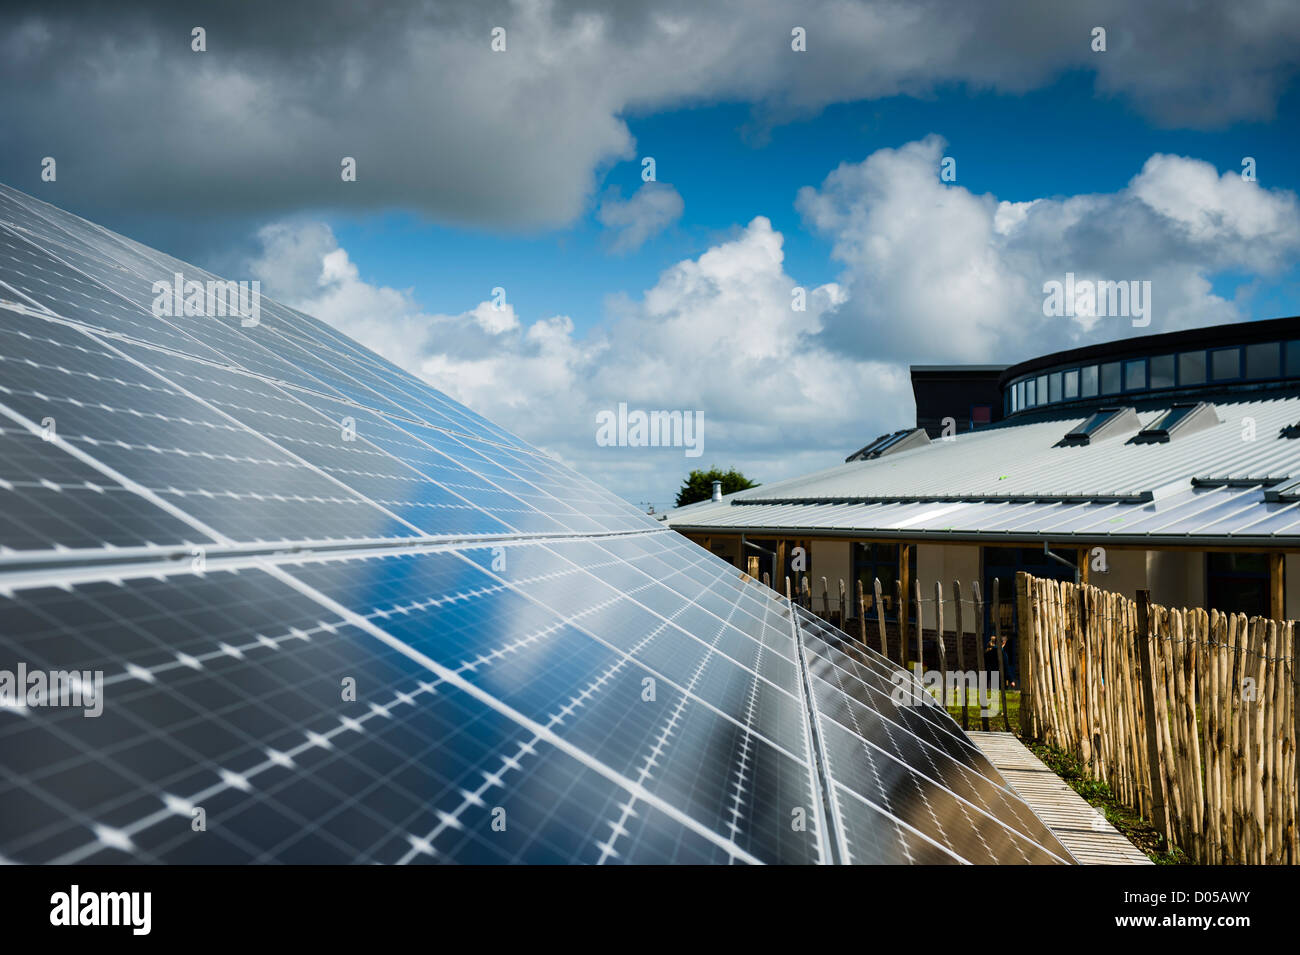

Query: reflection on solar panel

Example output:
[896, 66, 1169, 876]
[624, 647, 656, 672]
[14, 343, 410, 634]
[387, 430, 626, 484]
[0, 183, 1073, 864]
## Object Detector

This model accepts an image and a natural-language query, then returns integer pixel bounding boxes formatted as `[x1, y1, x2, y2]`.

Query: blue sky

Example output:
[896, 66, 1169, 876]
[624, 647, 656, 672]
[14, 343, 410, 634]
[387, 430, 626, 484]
[324, 69, 1300, 362]
[4, 1, 1299, 510]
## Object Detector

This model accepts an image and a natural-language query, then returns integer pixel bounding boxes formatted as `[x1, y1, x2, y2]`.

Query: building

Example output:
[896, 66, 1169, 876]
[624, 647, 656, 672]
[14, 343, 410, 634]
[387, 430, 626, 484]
[663, 316, 1300, 667]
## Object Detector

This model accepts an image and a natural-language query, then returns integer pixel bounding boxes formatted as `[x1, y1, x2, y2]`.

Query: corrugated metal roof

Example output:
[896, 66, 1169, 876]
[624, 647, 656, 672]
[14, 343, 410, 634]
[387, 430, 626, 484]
[664, 393, 1300, 545]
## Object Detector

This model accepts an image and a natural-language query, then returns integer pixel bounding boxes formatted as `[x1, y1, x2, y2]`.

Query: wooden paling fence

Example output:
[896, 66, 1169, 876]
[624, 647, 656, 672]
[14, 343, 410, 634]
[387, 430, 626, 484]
[1018, 572, 1299, 864]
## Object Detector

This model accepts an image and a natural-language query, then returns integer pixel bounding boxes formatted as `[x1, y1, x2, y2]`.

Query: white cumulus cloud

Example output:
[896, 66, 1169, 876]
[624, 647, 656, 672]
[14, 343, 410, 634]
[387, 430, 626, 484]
[250, 215, 897, 506]
[597, 183, 684, 253]
[798, 136, 1300, 364]
[249, 140, 1300, 504]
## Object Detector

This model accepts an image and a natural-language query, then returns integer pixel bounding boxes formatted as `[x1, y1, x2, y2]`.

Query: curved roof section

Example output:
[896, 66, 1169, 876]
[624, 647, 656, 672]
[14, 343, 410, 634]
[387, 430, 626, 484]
[1001, 315, 1300, 387]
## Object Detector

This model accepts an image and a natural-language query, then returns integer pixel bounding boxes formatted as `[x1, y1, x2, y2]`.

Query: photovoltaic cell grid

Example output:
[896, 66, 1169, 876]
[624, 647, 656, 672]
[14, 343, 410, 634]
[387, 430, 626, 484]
[0, 183, 1073, 864]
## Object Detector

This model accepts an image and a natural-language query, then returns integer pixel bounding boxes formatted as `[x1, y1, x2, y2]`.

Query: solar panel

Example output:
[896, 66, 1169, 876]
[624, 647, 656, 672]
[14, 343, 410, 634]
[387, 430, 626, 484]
[0, 182, 1073, 864]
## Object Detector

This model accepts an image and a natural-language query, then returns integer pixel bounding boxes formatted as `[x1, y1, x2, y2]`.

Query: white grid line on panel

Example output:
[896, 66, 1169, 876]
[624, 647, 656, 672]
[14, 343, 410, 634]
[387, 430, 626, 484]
[0, 398, 228, 548]
[0, 221, 230, 363]
[3, 211, 549, 455]
[0, 528, 675, 597]
[78, 326, 437, 539]
[257, 559, 766, 865]
[832, 781, 970, 864]
[797, 615, 1074, 863]
[454, 547, 812, 768]
[595, 573, 765, 864]
[397, 616, 675, 864]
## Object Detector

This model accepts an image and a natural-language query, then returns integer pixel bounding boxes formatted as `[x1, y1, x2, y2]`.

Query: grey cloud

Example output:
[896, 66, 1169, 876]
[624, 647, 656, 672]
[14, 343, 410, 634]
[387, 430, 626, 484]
[1, 1, 1296, 230]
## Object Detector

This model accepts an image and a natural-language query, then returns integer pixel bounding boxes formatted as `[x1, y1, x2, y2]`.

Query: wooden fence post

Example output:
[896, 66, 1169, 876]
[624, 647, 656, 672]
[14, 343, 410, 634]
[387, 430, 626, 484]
[856, 579, 868, 647]
[1136, 590, 1168, 850]
[1016, 572, 1033, 737]
[1291, 620, 1299, 864]
[762, 571, 770, 589]
[913, 578, 924, 675]
[896, 579, 906, 668]
[839, 578, 846, 628]
[1290, 620, 1298, 864]
[993, 578, 1009, 731]
[954, 580, 967, 730]
[1076, 583, 1087, 754]
[785, 576, 791, 602]
[874, 578, 888, 660]
[935, 581, 947, 709]
[973, 580, 988, 731]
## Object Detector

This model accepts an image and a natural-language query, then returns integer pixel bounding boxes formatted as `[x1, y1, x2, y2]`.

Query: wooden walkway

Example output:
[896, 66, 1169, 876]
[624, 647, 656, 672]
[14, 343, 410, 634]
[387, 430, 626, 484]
[969, 731, 1152, 865]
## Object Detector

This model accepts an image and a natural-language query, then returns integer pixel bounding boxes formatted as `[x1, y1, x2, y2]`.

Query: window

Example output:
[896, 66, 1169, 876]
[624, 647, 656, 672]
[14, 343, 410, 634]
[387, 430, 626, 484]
[1148, 404, 1196, 432]
[1063, 368, 1079, 399]
[1211, 347, 1241, 380]
[1179, 350, 1206, 386]
[1245, 342, 1280, 379]
[982, 546, 1078, 677]
[1124, 359, 1146, 391]
[1064, 406, 1136, 444]
[1080, 365, 1099, 397]
[1286, 341, 1300, 376]
[1206, 553, 1268, 617]
[1136, 401, 1219, 442]
[1048, 372, 1062, 403]
[1015, 380, 1024, 410]
[852, 543, 915, 624]
[1026, 378, 1036, 406]
[1101, 361, 1122, 394]
[1149, 354, 1175, 389]
[861, 430, 910, 456]
[1035, 375, 1048, 404]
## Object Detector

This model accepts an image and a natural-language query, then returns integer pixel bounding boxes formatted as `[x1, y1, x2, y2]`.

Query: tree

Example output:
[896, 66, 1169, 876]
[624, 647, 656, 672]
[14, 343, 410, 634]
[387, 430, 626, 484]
[674, 467, 758, 508]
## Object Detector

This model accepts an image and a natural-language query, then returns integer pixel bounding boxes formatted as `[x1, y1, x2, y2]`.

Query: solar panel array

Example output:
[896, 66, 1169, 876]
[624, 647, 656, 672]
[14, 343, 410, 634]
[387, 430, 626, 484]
[0, 183, 1073, 864]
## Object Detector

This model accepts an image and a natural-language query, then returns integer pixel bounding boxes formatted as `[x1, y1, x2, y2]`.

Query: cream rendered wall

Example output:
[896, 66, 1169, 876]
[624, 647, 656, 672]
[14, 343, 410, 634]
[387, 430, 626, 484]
[810, 540, 852, 603]
[1088, 546, 1147, 597]
[1286, 554, 1300, 620]
[916, 544, 981, 632]
[1184, 551, 1206, 610]
[1145, 550, 1204, 611]
[1084, 549, 1204, 610]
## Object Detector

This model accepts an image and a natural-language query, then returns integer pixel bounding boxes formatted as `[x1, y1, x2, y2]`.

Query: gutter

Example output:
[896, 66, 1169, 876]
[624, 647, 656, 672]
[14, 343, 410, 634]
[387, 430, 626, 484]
[661, 523, 1300, 551]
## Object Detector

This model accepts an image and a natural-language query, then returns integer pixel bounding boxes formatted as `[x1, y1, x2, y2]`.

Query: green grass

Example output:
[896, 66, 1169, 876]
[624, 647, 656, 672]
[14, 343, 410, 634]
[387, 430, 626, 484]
[942, 687, 1021, 733]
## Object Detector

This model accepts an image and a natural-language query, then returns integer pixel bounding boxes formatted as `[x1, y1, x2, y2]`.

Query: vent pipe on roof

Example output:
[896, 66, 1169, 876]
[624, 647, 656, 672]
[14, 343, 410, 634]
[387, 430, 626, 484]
[711, 480, 723, 503]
